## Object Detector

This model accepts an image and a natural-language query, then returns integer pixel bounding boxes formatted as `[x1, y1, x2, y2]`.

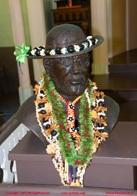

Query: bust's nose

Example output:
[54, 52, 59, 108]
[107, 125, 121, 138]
[70, 56, 81, 74]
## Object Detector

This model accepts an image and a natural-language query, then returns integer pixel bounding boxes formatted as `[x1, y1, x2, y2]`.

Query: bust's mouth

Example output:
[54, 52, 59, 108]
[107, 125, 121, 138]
[70, 80, 82, 85]
[67, 75, 85, 85]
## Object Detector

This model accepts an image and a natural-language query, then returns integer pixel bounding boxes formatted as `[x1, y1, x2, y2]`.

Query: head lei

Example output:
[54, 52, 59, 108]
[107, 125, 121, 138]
[14, 24, 104, 64]
[14, 24, 108, 187]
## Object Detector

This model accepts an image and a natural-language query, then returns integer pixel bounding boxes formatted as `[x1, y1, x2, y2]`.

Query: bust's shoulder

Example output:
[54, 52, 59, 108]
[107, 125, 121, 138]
[90, 80, 120, 134]
[14, 95, 36, 121]
[14, 95, 47, 146]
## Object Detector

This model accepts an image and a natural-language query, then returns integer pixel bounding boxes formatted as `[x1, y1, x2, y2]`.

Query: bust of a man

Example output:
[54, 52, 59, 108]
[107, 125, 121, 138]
[14, 24, 119, 186]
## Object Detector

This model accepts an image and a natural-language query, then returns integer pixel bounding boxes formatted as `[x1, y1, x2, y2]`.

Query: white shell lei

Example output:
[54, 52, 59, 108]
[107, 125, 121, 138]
[30, 36, 98, 57]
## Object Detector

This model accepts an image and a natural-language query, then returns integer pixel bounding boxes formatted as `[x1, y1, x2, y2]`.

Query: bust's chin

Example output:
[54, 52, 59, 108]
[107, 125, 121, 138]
[55, 81, 88, 100]
[67, 84, 86, 96]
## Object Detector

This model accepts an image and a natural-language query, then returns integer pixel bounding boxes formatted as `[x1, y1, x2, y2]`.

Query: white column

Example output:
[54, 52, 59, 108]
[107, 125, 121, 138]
[90, 0, 109, 74]
[9, 0, 33, 105]
[107, 0, 113, 58]
[52, 0, 57, 9]
[126, 0, 129, 51]
[26, 0, 47, 83]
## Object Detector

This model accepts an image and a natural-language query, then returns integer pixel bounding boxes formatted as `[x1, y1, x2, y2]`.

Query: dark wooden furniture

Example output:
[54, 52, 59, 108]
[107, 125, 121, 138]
[9, 122, 137, 189]
[52, 7, 90, 35]
[52, 0, 91, 35]
[55, 0, 90, 8]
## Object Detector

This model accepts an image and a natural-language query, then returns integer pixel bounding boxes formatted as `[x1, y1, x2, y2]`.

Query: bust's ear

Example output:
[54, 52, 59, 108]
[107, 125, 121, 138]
[43, 59, 50, 76]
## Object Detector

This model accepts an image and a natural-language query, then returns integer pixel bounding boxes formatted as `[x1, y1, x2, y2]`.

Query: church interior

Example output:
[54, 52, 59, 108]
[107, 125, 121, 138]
[0, 0, 137, 194]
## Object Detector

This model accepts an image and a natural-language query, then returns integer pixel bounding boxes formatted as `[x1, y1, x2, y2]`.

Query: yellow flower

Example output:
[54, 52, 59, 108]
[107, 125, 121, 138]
[46, 144, 56, 154]
[100, 132, 108, 141]
[39, 75, 43, 80]
[38, 112, 52, 121]
[95, 106, 107, 113]
[36, 96, 48, 104]
[92, 138, 100, 153]
[70, 179, 81, 187]
[91, 110, 97, 118]
[45, 102, 52, 113]
[33, 84, 39, 95]
[44, 123, 59, 137]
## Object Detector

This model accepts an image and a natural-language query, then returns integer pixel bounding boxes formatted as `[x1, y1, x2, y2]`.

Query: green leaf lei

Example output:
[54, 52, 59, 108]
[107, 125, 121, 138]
[43, 70, 94, 167]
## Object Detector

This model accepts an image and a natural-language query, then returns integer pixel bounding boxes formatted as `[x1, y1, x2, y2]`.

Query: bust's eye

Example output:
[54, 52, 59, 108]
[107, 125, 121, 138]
[61, 58, 73, 67]
[79, 57, 89, 66]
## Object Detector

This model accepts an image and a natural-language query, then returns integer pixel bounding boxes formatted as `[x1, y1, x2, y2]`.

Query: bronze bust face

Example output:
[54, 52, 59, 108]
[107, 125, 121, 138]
[44, 53, 90, 102]
[41, 24, 99, 102]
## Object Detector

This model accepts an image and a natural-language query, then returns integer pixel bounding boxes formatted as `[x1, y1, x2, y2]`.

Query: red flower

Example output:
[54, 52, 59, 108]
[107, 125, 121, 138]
[74, 160, 78, 164]
[58, 120, 63, 124]
[64, 127, 68, 132]
[66, 145, 70, 149]
[84, 134, 89, 137]
[50, 91, 53, 94]
[74, 160, 80, 165]
[82, 159, 84, 163]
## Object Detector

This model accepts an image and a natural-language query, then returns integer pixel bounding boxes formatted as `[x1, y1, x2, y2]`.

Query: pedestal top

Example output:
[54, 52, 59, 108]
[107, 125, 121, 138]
[9, 122, 137, 166]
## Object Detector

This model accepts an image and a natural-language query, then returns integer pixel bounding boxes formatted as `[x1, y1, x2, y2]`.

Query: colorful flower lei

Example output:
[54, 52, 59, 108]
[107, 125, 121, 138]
[34, 70, 108, 186]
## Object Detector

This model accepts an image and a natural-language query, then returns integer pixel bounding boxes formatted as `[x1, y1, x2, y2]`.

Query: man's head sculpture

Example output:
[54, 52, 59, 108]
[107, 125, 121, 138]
[28, 24, 104, 101]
